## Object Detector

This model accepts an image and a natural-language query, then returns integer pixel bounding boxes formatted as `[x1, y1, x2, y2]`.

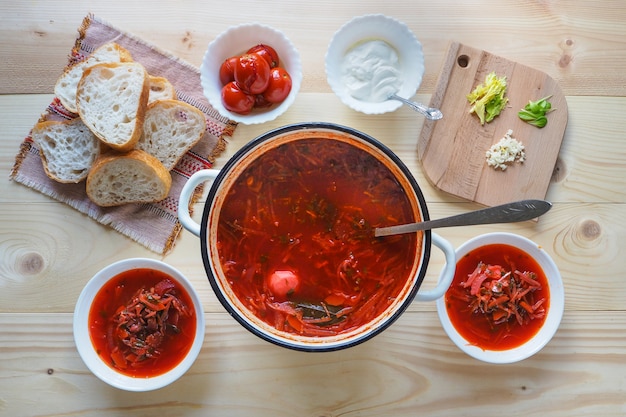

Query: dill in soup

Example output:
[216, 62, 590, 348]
[216, 138, 420, 337]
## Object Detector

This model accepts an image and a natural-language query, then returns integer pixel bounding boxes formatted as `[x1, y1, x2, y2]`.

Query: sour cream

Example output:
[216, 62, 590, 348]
[340, 40, 402, 102]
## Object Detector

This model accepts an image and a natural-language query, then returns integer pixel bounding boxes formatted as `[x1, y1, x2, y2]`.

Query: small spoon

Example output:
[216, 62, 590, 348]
[374, 199, 552, 237]
[389, 93, 443, 120]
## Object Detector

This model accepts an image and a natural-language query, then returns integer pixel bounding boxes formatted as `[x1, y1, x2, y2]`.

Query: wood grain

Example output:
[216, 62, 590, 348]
[2, 2, 626, 416]
[2, 95, 626, 314]
[2, 1, 626, 96]
[3, 95, 626, 205]
[2, 200, 623, 313]
[1, 312, 625, 417]
[419, 42, 568, 206]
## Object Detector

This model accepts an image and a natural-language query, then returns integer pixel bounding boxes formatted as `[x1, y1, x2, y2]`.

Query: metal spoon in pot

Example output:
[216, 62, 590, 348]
[374, 199, 552, 237]
[388, 93, 443, 120]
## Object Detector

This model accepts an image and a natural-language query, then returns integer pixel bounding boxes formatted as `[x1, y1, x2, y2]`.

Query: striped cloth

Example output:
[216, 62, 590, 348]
[10, 14, 236, 254]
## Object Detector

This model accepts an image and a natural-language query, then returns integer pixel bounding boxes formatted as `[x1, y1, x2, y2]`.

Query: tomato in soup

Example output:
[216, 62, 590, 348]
[88, 268, 196, 377]
[217, 138, 420, 337]
[445, 244, 549, 351]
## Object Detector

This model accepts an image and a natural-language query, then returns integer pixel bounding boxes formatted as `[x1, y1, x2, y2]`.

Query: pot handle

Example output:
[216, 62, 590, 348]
[414, 233, 456, 302]
[178, 169, 221, 237]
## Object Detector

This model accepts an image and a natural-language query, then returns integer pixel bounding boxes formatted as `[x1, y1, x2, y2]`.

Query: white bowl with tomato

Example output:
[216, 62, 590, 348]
[436, 232, 565, 364]
[73, 258, 205, 391]
[200, 23, 302, 124]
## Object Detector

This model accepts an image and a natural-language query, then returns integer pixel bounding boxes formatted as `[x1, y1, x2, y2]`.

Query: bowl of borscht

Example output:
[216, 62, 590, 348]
[436, 232, 564, 364]
[178, 122, 457, 352]
[73, 258, 205, 391]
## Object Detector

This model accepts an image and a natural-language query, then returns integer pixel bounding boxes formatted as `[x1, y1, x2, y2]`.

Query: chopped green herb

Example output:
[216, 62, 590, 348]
[518, 96, 553, 128]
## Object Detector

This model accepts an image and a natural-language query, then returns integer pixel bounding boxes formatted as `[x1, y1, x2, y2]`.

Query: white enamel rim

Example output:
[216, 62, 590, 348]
[200, 23, 302, 125]
[325, 14, 425, 114]
[73, 258, 205, 391]
[436, 232, 565, 364]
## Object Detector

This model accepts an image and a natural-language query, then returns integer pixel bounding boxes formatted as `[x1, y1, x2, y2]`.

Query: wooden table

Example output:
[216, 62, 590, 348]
[2, 1, 625, 416]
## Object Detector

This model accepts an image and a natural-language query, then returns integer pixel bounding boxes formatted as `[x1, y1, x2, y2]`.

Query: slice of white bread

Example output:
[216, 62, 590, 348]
[136, 99, 206, 170]
[30, 118, 101, 183]
[77, 62, 150, 152]
[86, 149, 172, 207]
[148, 75, 176, 104]
[54, 43, 133, 113]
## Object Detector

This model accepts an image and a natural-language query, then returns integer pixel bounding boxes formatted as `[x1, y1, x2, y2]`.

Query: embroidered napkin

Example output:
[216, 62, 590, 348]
[10, 14, 236, 255]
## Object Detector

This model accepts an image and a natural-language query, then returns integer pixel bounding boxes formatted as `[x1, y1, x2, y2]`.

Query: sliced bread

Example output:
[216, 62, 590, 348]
[30, 117, 101, 183]
[54, 42, 133, 113]
[77, 62, 150, 152]
[86, 149, 172, 207]
[148, 75, 176, 104]
[136, 99, 206, 170]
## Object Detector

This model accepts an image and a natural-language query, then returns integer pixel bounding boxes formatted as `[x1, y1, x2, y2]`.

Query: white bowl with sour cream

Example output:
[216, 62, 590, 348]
[325, 14, 425, 114]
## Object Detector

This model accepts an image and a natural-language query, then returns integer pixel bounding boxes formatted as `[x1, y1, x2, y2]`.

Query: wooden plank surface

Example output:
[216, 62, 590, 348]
[5, 95, 626, 205]
[2, 1, 626, 416]
[1, 311, 625, 417]
[1, 1, 626, 96]
[419, 42, 568, 206]
[3, 94, 626, 314]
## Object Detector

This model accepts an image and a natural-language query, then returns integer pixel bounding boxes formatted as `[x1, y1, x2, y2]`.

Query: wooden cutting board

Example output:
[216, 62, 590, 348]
[418, 42, 568, 207]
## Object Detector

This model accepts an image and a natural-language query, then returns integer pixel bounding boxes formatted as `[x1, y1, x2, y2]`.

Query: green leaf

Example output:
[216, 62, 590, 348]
[529, 116, 548, 128]
[518, 96, 553, 128]
[518, 110, 537, 121]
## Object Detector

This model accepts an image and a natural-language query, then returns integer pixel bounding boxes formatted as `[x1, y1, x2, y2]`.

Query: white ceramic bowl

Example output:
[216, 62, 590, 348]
[73, 258, 205, 391]
[436, 233, 564, 364]
[200, 23, 302, 125]
[325, 14, 424, 114]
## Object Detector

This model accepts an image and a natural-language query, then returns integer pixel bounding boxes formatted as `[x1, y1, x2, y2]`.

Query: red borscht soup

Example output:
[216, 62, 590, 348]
[216, 137, 420, 337]
[445, 244, 549, 350]
[88, 268, 196, 377]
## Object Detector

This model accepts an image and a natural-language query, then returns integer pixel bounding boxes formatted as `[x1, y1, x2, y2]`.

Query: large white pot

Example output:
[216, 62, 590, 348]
[179, 122, 455, 351]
